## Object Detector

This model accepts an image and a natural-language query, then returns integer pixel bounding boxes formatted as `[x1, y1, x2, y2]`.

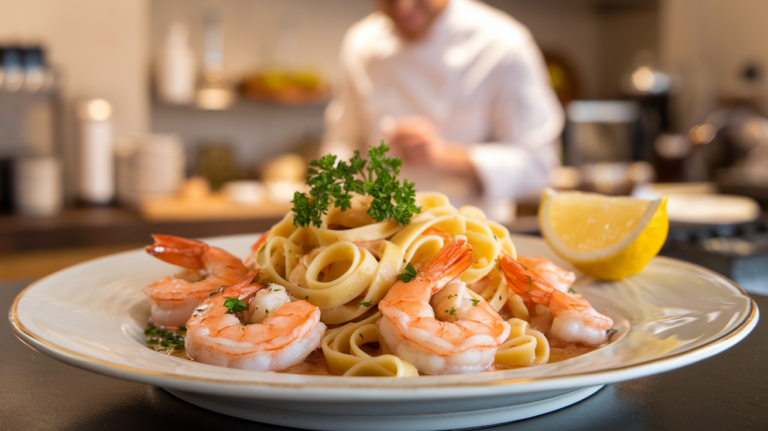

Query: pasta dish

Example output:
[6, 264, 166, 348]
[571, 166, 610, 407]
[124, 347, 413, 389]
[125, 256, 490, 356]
[142, 144, 614, 377]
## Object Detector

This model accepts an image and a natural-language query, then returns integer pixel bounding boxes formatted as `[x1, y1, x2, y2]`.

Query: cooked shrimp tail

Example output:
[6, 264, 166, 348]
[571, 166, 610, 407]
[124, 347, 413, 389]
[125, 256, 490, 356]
[419, 239, 474, 292]
[146, 234, 210, 269]
[144, 234, 249, 327]
[498, 254, 613, 346]
[516, 255, 575, 292]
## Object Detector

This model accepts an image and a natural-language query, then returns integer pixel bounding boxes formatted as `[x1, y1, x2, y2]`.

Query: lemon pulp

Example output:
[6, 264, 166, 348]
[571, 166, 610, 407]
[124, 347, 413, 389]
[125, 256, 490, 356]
[550, 194, 650, 251]
[539, 189, 668, 280]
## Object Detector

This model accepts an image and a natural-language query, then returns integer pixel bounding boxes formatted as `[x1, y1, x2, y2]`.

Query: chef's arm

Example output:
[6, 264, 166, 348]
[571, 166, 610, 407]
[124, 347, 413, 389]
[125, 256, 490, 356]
[466, 34, 564, 202]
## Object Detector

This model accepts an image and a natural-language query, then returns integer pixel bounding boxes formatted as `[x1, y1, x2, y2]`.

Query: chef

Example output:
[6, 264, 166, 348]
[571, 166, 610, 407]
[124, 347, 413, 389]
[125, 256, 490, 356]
[321, 0, 564, 222]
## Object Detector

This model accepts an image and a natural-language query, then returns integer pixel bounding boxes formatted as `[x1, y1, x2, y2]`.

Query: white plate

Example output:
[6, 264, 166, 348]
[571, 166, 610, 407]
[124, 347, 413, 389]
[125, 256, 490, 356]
[10, 235, 758, 431]
[665, 194, 760, 224]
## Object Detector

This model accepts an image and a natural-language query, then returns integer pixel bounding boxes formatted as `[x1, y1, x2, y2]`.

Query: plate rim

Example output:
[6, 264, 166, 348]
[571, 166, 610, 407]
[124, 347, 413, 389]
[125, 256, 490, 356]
[8, 234, 760, 394]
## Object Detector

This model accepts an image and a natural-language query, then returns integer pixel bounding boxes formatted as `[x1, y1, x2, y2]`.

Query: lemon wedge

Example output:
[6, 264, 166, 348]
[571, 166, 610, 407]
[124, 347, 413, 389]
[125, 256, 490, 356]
[538, 188, 668, 280]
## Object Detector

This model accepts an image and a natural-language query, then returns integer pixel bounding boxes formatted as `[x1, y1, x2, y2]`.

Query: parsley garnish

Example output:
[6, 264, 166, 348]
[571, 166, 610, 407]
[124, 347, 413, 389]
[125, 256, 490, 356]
[568, 288, 577, 294]
[606, 328, 617, 339]
[526, 275, 533, 294]
[471, 299, 480, 307]
[291, 142, 420, 228]
[493, 234, 498, 241]
[357, 301, 373, 308]
[145, 325, 186, 351]
[445, 306, 456, 315]
[399, 262, 417, 282]
[223, 297, 248, 314]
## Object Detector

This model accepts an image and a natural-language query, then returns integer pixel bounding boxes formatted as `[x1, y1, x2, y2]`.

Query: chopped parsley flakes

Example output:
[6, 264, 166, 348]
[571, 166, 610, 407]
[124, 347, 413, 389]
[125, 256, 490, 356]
[223, 297, 248, 314]
[399, 262, 417, 282]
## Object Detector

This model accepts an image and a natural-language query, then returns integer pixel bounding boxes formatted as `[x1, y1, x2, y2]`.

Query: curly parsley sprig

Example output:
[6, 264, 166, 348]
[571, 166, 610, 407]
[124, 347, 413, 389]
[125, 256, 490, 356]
[291, 142, 421, 228]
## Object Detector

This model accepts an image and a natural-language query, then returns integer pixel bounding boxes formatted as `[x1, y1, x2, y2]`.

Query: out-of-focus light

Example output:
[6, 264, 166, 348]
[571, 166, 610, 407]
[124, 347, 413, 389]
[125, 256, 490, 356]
[655, 133, 690, 158]
[77, 98, 112, 121]
[631, 67, 655, 92]
[689, 124, 716, 145]
[195, 87, 234, 110]
[567, 100, 639, 123]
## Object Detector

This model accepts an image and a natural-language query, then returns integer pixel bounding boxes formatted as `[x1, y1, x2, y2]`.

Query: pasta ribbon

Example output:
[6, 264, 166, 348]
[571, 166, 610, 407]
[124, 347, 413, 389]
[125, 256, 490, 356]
[486, 219, 517, 258]
[459, 205, 487, 221]
[473, 268, 510, 312]
[313, 220, 402, 246]
[343, 355, 418, 377]
[460, 231, 500, 284]
[258, 236, 303, 285]
[344, 324, 418, 377]
[416, 192, 458, 216]
[287, 227, 320, 250]
[268, 212, 299, 240]
[495, 318, 550, 367]
[321, 241, 404, 324]
[506, 292, 529, 321]
[257, 195, 519, 331]
[390, 213, 467, 256]
[403, 234, 446, 271]
[321, 312, 418, 377]
[288, 241, 379, 310]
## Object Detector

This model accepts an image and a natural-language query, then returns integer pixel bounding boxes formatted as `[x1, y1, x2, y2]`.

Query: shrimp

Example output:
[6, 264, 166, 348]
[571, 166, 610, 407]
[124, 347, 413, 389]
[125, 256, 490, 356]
[144, 234, 249, 327]
[377, 240, 511, 375]
[498, 254, 613, 346]
[185, 270, 326, 371]
[517, 255, 576, 293]
[422, 227, 453, 242]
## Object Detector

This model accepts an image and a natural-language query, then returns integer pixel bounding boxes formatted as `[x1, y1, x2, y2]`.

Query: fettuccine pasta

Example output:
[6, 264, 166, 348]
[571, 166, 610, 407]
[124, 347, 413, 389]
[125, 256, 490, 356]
[242, 192, 552, 376]
[145, 144, 615, 377]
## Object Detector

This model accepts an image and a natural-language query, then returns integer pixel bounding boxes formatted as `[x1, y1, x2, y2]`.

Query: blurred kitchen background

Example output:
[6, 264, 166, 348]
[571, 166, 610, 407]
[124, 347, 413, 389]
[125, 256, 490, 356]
[3, 0, 768, 293]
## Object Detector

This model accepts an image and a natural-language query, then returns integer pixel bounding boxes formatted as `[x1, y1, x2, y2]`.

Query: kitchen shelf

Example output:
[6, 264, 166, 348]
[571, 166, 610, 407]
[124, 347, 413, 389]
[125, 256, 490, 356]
[152, 96, 328, 112]
[0, 207, 281, 253]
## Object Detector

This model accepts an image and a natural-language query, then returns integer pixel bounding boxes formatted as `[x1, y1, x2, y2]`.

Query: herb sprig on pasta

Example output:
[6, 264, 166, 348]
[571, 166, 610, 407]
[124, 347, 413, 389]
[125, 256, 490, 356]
[291, 142, 421, 228]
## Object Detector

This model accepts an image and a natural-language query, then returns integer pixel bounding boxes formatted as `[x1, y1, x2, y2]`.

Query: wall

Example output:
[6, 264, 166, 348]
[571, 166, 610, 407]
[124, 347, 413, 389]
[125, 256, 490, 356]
[150, 0, 375, 83]
[150, 0, 603, 97]
[487, 0, 603, 99]
[149, 0, 377, 172]
[0, 0, 149, 137]
[599, 6, 659, 98]
[660, 0, 768, 130]
[150, 0, 620, 172]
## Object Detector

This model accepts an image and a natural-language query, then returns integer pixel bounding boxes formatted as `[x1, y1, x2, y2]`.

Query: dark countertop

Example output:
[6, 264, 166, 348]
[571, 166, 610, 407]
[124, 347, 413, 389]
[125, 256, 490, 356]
[3, 278, 767, 430]
[0, 208, 281, 253]
[0, 208, 540, 254]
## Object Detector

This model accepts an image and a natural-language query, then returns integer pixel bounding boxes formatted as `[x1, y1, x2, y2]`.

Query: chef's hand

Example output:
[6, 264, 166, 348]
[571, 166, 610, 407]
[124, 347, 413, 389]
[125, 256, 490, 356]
[386, 117, 481, 189]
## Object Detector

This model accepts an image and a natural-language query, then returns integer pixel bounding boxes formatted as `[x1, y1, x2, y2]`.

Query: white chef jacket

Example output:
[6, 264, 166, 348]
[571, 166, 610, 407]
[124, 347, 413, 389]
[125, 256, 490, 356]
[322, 0, 564, 223]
